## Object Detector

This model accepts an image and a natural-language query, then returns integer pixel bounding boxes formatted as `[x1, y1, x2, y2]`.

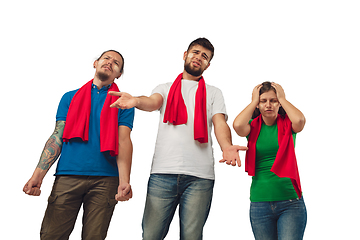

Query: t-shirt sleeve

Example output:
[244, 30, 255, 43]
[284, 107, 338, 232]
[118, 107, 135, 130]
[151, 83, 168, 99]
[56, 90, 77, 121]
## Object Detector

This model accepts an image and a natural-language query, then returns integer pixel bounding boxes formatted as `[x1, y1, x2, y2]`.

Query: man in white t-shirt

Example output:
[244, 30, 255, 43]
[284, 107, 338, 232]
[109, 38, 247, 240]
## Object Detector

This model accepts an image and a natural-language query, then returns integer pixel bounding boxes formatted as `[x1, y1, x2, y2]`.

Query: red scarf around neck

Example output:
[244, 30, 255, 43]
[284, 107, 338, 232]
[62, 79, 120, 156]
[163, 73, 208, 143]
[245, 114, 302, 198]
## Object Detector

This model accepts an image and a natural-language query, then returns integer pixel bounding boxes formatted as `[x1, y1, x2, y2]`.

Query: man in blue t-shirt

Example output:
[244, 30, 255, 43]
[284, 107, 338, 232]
[23, 50, 135, 240]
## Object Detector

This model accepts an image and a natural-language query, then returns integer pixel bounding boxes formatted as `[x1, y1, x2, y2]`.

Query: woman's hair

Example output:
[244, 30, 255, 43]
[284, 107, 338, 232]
[252, 81, 286, 119]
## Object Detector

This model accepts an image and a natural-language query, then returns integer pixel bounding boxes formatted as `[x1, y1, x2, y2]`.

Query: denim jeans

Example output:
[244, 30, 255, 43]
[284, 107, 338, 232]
[142, 174, 214, 240]
[250, 197, 307, 240]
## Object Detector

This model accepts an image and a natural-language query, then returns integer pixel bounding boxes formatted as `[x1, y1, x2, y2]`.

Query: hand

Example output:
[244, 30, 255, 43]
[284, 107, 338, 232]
[23, 178, 42, 196]
[109, 91, 137, 109]
[219, 145, 248, 167]
[115, 183, 133, 202]
[251, 84, 263, 104]
[271, 82, 286, 101]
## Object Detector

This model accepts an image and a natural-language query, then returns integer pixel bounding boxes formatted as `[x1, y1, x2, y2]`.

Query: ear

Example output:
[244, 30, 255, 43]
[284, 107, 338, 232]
[116, 72, 122, 79]
[183, 51, 187, 61]
[204, 62, 211, 70]
[93, 60, 98, 69]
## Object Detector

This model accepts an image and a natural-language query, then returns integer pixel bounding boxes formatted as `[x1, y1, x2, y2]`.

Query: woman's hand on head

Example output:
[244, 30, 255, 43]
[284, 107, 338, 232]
[252, 84, 263, 104]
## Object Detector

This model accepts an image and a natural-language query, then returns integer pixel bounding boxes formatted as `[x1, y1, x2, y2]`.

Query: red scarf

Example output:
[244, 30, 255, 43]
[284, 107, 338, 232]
[245, 114, 302, 198]
[62, 79, 120, 156]
[163, 73, 208, 143]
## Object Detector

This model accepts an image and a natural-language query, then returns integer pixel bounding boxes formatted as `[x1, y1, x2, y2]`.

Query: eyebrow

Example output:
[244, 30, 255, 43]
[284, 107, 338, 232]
[260, 97, 278, 100]
[103, 55, 121, 64]
[192, 50, 209, 60]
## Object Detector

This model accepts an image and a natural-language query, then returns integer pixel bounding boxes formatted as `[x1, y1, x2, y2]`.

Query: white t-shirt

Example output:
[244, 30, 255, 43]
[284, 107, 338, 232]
[150, 79, 227, 180]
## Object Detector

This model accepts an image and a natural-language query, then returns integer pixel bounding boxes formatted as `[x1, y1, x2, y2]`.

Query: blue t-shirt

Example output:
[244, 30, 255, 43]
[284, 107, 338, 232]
[55, 84, 135, 177]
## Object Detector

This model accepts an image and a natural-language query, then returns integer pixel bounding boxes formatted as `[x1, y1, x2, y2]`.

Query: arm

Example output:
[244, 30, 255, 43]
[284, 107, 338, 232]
[233, 84, 262, 137]
[23, 121, 65, 196]
[272, 83, 306, 133]
[115, 125, 133, 201]
[109, 91, 163, 112]
[213, 113, 248, 167]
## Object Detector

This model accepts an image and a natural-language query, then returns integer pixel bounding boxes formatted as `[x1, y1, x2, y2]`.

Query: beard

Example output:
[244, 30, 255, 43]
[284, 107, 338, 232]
[184, 62, 203, 77]
[96, 71, 110, 82]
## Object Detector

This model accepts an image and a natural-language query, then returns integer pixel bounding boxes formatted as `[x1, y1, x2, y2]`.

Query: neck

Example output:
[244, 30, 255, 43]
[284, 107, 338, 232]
[262, 115, 277, 126]
[182, 70, 202, 81]
[93, 77, 114, 89]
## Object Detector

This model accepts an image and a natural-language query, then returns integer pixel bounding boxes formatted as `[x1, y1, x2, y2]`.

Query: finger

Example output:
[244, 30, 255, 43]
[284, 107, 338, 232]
[122, 185, 131, 196]
[27, 187, 41, 196]
[237, 158, 242, 167]
[116, 194, 131, 202]
[234, 145, 248, 151]
[110, 99, 122, 108]
[115, 192, 126, 201]
[23, 184, 28, 193]
[115, 194, 121, 201]
[108, 91, 122, 96]
[226, 159, 235, 166]
[34, 187, 41, 196]
[124, 189, 133, 199]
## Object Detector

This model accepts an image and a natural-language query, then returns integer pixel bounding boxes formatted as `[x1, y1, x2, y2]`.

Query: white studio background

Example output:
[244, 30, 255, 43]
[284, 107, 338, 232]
[1, 1, 359, 239]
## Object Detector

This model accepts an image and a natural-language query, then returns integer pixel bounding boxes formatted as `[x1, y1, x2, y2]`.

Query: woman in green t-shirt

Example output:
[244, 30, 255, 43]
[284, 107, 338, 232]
[233, 82, 307, 240]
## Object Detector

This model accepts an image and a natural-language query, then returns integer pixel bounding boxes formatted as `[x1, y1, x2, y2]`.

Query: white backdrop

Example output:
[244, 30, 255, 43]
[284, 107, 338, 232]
[1, 1, 359, 239]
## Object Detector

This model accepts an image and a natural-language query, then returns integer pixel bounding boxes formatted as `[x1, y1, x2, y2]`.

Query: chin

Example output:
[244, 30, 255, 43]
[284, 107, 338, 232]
[97, 72, 111, 82]
[262, 112, 276, 118]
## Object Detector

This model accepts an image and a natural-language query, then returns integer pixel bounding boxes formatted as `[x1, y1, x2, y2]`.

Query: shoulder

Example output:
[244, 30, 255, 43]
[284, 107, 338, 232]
[154, 82, 173, 90]
[205, 83, 224, 96]
[60, 89, 79, 101]
[57, 89, 79, 107]
[151, 82, 172, 96]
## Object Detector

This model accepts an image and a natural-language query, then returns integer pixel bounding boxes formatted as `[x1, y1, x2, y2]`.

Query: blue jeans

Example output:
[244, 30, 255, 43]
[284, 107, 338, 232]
[142, 174, 214, 240]
[250, 197, 307, 240]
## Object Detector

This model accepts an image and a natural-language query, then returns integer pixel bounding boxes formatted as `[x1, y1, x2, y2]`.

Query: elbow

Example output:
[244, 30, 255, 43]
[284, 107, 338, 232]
[233, 123, 249, 137]
[292, 116, 306, 133]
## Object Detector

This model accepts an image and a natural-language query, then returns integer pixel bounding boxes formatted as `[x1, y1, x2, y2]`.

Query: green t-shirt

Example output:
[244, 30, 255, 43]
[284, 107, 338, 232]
[248, 120, 299, 202]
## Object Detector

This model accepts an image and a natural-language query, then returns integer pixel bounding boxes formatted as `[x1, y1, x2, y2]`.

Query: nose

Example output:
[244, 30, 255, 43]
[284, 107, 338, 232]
[107, 59, 114, 65]
[265, 100, 271, 107]
[192, 52, 201, 61]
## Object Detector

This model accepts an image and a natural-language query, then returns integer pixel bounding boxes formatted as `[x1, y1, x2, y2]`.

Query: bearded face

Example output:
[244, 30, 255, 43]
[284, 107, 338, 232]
[183, 45, 211, 78]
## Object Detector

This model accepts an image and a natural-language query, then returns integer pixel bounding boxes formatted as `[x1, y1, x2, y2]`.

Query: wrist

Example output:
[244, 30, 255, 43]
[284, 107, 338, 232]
[119, 176, 130, 185]
[278, 97, 287, 104]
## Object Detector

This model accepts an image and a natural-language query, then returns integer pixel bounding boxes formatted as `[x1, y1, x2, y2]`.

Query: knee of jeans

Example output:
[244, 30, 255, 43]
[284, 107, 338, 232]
[142, 226, 168, 240]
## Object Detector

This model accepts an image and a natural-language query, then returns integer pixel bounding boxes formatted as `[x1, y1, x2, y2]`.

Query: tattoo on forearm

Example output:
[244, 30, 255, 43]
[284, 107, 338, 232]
[37, 121, 65, 171]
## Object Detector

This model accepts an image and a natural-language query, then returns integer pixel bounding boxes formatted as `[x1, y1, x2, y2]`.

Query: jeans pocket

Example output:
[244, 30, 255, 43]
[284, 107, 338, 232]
[108, 199, 118, 208]
[48, 195, 58, 204]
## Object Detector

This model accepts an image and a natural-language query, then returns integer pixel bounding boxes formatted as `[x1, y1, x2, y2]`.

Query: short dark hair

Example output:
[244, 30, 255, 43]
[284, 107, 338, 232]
[187, 38, 214, 61]
[97, 50, 125, 74]
[252, 81, 286, 119]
